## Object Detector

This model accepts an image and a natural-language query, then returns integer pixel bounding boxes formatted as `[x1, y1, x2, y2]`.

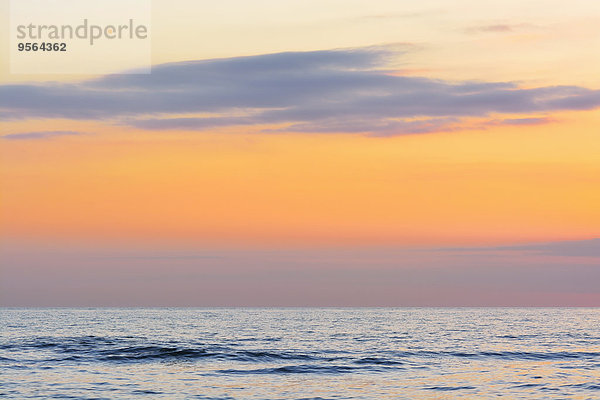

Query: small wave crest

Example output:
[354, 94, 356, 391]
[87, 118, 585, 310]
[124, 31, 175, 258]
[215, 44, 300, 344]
[217, 364, 359, 375]
[2, 336, 331, 364]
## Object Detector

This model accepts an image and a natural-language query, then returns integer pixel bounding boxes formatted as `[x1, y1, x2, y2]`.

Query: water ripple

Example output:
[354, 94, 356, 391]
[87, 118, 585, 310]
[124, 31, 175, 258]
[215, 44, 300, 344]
[2, 308, 600, 399]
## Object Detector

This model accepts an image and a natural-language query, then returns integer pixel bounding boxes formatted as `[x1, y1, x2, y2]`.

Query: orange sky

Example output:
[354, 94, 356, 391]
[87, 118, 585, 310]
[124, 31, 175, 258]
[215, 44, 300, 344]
[2, 109, 599, 248]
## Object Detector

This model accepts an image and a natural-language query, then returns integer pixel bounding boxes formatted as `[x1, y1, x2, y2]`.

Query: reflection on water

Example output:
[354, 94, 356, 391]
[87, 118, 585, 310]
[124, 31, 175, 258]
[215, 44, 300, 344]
[1, 308, 599, 399]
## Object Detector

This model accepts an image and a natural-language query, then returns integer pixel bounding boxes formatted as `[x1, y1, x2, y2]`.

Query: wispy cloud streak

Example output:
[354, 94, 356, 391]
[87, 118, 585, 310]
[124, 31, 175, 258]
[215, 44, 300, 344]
[1, 130, 87, 140]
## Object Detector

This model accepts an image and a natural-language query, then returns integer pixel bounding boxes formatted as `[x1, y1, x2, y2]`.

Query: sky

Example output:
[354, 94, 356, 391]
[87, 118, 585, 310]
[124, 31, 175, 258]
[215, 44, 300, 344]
[1, 0, 599, 306]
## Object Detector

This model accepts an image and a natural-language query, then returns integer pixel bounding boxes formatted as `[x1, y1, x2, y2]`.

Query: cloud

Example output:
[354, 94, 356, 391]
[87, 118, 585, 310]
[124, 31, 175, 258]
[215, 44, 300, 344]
[464, 23, 535, 34]
[494, 117, 554, 126]
[463, 116, 557, 131]
[272, 117, 462, 135]
[467, 24, 514, 33]
[441, 238, 600, 258]
[1, 46, 600, 136]
[498, 238, 600, 258]
[1, 130, 87, 140]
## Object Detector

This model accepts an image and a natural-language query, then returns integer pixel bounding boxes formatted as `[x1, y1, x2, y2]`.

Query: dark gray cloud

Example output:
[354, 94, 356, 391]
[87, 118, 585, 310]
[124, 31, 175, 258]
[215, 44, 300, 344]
[1, 130, 87, 140]
[2, 46, 600, 136]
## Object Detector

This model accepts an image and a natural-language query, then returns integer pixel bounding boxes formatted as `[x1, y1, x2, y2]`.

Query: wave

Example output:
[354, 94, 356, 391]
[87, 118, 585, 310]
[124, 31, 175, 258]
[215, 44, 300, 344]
[353, 356, 404, 365]
[3, 335, 600, 369]
[1, 336, 331, 364]
[216, 364, 360, 375]
[424, 386, 476, 391]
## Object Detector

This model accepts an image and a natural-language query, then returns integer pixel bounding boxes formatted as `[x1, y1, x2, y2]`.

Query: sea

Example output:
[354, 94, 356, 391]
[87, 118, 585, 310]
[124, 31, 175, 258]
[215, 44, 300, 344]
[1, 308, 599, 399]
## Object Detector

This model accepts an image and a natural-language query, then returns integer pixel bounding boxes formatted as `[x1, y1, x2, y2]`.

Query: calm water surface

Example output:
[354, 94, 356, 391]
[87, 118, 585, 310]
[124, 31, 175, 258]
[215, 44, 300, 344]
[1, 308, 599, 399]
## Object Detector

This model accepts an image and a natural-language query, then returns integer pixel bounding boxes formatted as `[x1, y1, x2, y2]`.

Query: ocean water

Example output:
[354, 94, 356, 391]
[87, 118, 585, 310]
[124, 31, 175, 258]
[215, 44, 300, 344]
[1, 308, 599, 399]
